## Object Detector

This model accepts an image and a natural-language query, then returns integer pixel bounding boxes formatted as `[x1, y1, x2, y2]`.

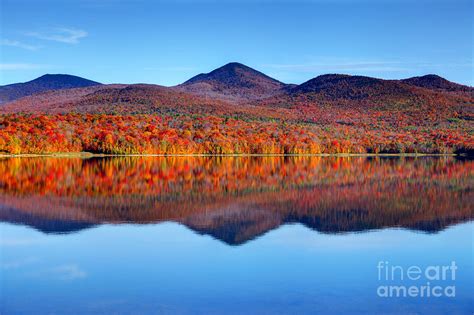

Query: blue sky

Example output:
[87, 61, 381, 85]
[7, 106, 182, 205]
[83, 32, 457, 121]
[0, 0, 472, 86]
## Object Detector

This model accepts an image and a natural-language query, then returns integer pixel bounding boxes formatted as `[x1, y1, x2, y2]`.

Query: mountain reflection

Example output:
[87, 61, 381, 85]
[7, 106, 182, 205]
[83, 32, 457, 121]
[0, 156, 472, 245]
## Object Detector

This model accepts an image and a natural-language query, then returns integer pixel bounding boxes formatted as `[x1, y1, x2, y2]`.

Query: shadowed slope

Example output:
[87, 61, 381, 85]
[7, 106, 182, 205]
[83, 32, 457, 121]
[402, 74, 473, 93]
[0, 74, 101, 104]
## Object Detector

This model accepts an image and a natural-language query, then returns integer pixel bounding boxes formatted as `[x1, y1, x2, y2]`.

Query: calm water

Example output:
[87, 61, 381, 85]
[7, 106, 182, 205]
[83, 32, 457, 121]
[0, 157, 472, 314]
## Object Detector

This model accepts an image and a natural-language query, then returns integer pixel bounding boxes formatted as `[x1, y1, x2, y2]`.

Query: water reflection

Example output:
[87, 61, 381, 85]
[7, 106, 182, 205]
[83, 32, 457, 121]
[0, 156, 472, 245]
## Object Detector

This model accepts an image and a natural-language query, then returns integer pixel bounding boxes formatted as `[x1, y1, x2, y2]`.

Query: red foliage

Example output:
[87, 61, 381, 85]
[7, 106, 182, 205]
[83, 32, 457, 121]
[0, 112, 472, 155]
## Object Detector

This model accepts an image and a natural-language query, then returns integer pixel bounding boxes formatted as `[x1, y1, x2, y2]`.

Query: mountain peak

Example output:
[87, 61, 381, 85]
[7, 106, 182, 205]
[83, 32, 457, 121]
[291, 73, 383, 95]
[31, 73, 98, 83]
[417, 74, 443, 79]
[183, 62, 281, 85]
[221, 61, 248, 68]
[284, 73, 423, 105]
[179, 62, 286, 101]
[37, 73, 74, 79]
[402, 74, 471, 92]
[0, 74, 101, 104]
[216, 62, 262, 73]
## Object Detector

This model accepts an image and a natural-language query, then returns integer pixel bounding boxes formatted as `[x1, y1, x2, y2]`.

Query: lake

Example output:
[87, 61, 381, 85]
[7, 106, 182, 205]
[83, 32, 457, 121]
[0, 156, 472, 314]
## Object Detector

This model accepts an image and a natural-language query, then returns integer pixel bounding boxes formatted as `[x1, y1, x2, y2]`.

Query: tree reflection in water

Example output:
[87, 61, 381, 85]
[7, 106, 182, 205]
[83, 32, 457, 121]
[0, 156, 472, 245]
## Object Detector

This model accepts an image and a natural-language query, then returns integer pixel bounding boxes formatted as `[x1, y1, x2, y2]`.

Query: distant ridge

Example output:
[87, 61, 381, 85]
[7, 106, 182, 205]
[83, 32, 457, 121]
[402, 74, 472, 92]
[289, 74, 415, 100]
[0, 74, 101, 104]
[178, 62, 287, 101]
[1, 63, 472, 156]
[1, 63, 472, 115]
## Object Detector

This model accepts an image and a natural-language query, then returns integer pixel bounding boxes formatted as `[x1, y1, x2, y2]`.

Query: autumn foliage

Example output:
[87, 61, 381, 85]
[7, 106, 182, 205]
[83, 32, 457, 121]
[0, 112, 472, 155]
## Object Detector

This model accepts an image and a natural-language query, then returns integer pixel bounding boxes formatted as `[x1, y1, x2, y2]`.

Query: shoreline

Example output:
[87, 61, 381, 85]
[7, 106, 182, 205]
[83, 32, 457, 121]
[0, 152, 463, 158]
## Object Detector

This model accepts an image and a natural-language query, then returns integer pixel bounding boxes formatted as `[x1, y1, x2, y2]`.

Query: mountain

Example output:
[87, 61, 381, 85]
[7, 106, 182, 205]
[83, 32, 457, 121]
[289, 74, 416, 100]
[177, 62, 287, 101]
[0, 83, 293, 120]
[402, 74, 472, 92]
[1, 180, 471, 244]
[0, 74, 101, 104]
[1, 68, 472, 123]
[0, 84, 227, 114]
[253, 73, 473, 116]
[1, 67, 472, 156]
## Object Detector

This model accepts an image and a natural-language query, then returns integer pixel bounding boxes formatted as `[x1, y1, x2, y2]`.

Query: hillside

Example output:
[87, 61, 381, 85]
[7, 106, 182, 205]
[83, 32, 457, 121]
[402, 74, 473, 93]
[177, 62, 287, 101]
[0, 64, 472, 155]
[0, 84, 229, 114]
[256, 73, 473, 126]
[0, 74, 101, 104]
[291, 74, 414, 99]
[271, 73, 471, 110]
[0, 83, 294, 120]
[2, 66, 472, 116]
